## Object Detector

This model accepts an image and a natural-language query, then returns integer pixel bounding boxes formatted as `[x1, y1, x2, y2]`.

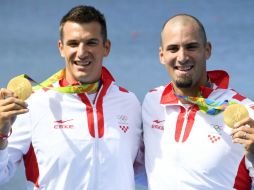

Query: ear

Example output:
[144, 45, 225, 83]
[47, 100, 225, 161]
[103, 40, 111, 57]
[205, 42, 212, 60]
[58, 40, 65, 58]
[159, 46, 165, 65]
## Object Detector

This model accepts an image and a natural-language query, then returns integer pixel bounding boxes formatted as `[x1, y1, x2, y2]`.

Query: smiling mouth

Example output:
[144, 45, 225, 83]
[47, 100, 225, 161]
[74, 60, 92, 66]
[175, 65, 194, 71]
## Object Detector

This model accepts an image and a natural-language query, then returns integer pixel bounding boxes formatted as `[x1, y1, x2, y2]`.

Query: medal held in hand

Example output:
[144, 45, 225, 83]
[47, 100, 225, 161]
[223, 104, 249, 128]
[6, 69, 100, 101]
[7, 76, 32, 100]
[177, 95, 250, 128]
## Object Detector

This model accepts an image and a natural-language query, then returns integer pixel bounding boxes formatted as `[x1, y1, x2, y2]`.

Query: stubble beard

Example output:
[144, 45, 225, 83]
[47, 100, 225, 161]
[175, 75, 193, 88]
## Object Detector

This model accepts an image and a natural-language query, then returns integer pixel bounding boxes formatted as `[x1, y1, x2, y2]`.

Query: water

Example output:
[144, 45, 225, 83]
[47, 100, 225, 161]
[0, 0, 254, 189]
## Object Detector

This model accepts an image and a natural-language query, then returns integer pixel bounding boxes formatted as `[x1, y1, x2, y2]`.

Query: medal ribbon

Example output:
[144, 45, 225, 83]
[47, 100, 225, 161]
[177, 95, 236, 115]
[21, 69, 99, 94]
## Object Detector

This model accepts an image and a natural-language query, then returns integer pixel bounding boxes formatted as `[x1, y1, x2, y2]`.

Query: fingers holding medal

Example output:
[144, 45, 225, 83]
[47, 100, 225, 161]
[225, 104, 254, 152]
[0, 75, 31, 124]
[0, 75, 31, 137]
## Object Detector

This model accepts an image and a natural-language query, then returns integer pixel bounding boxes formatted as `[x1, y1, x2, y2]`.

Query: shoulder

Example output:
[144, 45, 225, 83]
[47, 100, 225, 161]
[219, 88, 254, 105]
[142, 86, 165, 116]
[109, 82, 141, 105]
[30, 87, 54, 98]
[229, 88, 254, 109]
[142, 86, 166, 125]
[215, 87, 254, 111]
[26, 86, 62, 110]
[143, 86, 165, 105]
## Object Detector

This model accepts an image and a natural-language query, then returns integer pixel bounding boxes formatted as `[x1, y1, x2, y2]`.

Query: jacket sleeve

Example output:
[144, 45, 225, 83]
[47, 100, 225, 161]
[134, 133, 148, 189]
[0, 111, 32, 184]
[244, 155, 254, 189]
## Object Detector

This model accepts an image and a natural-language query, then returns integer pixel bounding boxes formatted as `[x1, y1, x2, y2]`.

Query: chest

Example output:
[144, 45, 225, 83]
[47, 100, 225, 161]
[29, 95, 141, 163]
[145, 105, 245, 169]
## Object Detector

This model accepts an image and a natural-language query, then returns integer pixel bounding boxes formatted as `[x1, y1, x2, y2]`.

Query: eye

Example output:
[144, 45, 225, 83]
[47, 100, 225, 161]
[166, 45, 179, 53]
[66, 40, 79, 47]
[87, 39, 99, 46]
[186, 43, 199, 51]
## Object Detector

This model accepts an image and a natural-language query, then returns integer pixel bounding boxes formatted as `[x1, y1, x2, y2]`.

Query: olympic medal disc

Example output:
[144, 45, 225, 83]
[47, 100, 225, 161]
[7, 76, 32, 100]
[223, 104, 249, 128]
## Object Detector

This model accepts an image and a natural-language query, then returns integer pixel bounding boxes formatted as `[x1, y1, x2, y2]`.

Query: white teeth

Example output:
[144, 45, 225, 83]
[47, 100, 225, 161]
[82, 61, 90, 66]
[75, 60, 91, 66]
[177, 66, 192, 71]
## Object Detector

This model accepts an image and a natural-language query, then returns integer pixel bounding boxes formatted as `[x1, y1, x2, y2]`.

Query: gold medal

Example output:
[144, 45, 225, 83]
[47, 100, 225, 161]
[223, 104, 249, 128]
[7, 76, 32, 100]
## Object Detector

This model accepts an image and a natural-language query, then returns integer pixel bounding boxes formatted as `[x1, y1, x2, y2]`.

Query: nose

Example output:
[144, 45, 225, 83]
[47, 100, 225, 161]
[177, 48, 189, 64]
[77, 43, 87, 59]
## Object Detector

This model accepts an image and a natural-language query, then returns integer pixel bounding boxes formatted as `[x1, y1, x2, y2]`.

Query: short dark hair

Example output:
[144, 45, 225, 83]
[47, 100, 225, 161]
[59, 5, 107, 44]
[160, 14, 207, 46]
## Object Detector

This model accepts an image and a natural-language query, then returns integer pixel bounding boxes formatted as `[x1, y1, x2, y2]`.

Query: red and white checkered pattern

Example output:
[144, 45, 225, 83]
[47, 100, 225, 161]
[208, 134, 220, 143]
[119, 125, 129, 133]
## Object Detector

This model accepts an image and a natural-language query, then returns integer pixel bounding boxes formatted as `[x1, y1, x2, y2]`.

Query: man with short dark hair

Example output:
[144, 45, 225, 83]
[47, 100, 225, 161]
[0, 5, 142, 190]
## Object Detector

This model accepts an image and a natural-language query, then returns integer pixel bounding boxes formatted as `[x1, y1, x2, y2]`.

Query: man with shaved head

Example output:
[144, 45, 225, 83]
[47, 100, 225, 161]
[142, 14, 254, 189]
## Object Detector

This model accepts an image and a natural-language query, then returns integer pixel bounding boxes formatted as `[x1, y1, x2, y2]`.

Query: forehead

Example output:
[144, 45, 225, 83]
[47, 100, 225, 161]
[161, 18, 202, 45]
[62, 21, 102, 40]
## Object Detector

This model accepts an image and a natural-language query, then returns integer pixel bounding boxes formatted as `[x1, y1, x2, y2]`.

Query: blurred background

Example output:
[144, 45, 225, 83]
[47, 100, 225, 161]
[0, 0, 254, 189]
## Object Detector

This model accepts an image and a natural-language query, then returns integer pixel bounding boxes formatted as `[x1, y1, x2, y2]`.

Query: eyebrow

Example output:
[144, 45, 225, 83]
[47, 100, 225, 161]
[65, 38, 100, 44]
[185, 42, 200, 47]
[66, 39, 78, 43]
[166, 42, 200, 47]
[87, 38, 100, 43]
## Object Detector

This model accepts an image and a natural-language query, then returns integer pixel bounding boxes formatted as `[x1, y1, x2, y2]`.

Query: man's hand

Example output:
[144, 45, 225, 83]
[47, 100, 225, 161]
[231, 117, 254, 157]
[0, 88, 29, 136]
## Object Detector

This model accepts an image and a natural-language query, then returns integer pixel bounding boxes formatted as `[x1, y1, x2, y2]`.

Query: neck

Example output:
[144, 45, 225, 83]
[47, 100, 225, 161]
[173, 81, 211, 104]
[65, 73, 78, 85]
[65, 76, 100, 86]
[173, 85, 200, 97]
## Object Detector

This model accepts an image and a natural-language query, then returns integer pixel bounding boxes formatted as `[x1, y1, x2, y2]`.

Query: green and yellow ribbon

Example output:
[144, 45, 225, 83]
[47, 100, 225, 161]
[22, 69, 99, 94]
[177, 95, 236, 115]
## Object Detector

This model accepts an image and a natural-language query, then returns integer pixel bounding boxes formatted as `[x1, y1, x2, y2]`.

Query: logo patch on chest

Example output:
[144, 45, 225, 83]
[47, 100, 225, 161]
[211, 124, 223, 134]
[119, 125, 129, 133]
[54, 119, 74, 129]
[207, 124, 223, 143]
[208, 134, 221, 143]
[117, 115, 129, 133]
[151, 120, 164, 131]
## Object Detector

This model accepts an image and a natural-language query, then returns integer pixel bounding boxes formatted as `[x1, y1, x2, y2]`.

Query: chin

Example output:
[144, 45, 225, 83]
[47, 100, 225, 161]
[72, 75, 86, 83]
[78, 77, 99, 84]
[175, 80, 192, 88]
[77, 78, 89, 84]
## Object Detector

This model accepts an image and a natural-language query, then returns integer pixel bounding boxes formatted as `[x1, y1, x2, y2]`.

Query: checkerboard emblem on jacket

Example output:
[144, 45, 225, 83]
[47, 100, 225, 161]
[117, 115, 129, 133]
